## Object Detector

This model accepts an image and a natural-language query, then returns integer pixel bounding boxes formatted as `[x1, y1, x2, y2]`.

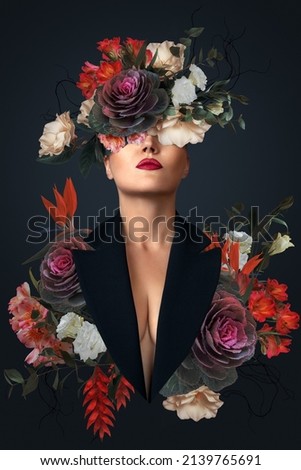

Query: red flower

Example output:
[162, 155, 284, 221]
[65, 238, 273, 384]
[258, 324, 292, 358]
[96, 60, 122, 84]
[41, 177, 77, 228]
[248, 290, 276, 322]
[97, 37, 121, 60]
[266, 278, 288, 302]
[276, 304, 300, 334]
[76, 72, 98, 99]
[125, 37, 152, 63]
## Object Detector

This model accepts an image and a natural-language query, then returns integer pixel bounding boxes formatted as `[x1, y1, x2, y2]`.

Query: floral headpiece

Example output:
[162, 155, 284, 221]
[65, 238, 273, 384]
[38, 28, 248, 175]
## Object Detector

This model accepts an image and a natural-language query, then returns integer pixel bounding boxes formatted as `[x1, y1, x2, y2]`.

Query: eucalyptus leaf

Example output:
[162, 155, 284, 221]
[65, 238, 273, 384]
[29, 268, 40, 293]
[61, 350, 76, 368]
[170, 46, 180, 58]
[148, 48, 158, 69]
[271, 216, 289, 231]
[52, 370, 59, 391]
[198, 48, 203, 63]
[4, 369, 24, 384]
[179, 37, 192, 47]
[22, 372, 39, 396]
[134, 41, 148, 68]
[185, 27, 205, 38]
[238, 115, 246, 130]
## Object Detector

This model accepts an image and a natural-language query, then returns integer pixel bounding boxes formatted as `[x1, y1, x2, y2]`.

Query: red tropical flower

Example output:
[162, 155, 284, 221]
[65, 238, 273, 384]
[258, 324, 292, 358]
[76, 72, 98, 99]
[266, 278, 288, 302]
[248, 290, 276, 322]
[41, 177, 77, 228]
[83, 367, 115, 440]
[276, 304, 300, 334]
[115, 376, 135, 411]
[96, 60, 123, 84]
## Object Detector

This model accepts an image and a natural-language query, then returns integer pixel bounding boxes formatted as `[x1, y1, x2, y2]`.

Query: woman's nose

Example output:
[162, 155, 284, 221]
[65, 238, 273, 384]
[142, 136, 159, 154]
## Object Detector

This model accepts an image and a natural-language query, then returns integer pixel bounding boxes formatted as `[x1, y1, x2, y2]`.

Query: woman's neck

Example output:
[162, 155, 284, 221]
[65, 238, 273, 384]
[118, 194, 177, 246]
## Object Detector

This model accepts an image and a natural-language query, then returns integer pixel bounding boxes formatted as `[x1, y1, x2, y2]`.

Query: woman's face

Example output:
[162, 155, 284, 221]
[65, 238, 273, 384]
[103, 135, 189, 197]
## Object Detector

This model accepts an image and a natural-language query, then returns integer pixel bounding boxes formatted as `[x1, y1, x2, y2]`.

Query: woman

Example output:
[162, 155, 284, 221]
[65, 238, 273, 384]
[72, 134, 221, 401]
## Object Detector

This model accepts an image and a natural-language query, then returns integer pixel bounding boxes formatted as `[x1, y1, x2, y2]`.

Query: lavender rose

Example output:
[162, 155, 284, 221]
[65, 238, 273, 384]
[40, 237, 91, 310]
[91, 69, 169, 136]
[192, 289, 257, 383]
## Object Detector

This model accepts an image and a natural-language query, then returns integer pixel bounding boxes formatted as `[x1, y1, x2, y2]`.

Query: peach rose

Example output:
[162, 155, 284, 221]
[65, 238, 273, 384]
[148, 112, 211, 147]
[77, 98, 95, 127]
[39, 111, 76, 157]
[162, 385, 223, 421]
[147, 40, 185, 75]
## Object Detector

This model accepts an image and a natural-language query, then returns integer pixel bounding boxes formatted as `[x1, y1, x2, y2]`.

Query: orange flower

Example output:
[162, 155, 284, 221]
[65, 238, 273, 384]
[96, 60, 122, 84]
[98, 134, 126, 153]
[248, 290, 276, 322]
[266, 278, 288, 302]
[97, 37, 121, 60]
[258, 324, 292, 358]
[41, 177, 77, 228]
[76, 72, 98, 99]
[276, 304, 300, 334]
[125, 37, 152, 63]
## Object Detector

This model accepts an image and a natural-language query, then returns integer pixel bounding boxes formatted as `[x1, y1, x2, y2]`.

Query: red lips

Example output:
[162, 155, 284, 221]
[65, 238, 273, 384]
[136, 158, 163, 170]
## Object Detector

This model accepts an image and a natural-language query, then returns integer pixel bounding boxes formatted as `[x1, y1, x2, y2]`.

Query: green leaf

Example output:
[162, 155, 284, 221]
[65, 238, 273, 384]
[4, 369, 24, 384]
[79, 137, 97, 178]
[184, 27, 205, 38]
[179, 37, 192, 47]
[147, 48, 158, 68]
[206, 58, 215, 68]
[52, 370, 59, 391]
[271, 216, 289, 231]
[198, 48, 203, 63]
[170, 46, 180, 58]
[40, 347, 56, 357]
[238, 114, 246, 130]
[23, 372, 39, 397]
[29, 267, 40, 293]
[37, 145, 75, 165]
[207, 47, 218, 60]
[31, 309, 40, 321]
[61, 350, 76, 368]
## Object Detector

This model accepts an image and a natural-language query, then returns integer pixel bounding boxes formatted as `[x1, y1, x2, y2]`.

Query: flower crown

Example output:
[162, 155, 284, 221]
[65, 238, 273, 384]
[38, 28, 248, 176]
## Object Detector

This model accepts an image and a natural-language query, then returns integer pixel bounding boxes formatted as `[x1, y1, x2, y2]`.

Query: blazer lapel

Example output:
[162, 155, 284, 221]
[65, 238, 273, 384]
[72, 210, 221, 402]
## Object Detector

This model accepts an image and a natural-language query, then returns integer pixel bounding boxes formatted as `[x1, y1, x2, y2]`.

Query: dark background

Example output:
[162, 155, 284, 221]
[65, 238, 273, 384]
[1, 0, 301, 449]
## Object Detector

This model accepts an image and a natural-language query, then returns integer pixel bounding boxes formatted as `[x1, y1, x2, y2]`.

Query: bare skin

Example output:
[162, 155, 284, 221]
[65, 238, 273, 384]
[103, 135, 189, 397]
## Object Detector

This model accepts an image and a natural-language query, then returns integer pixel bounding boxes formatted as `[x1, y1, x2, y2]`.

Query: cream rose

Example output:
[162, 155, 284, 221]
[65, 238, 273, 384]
[146, 40, 185, 75]
[171, 76, 197, 108]
[73, 321, 107, 362]
[77, 98, 94, 127]
[268, 233, 295, 256]
[148, 113, 211, 147]
[56, 312, 84, 340]
[189, 64, 207, 91]
[39, 111, 76, 157]
[162, 385, 223, 421]
[224, 230, 253, 270]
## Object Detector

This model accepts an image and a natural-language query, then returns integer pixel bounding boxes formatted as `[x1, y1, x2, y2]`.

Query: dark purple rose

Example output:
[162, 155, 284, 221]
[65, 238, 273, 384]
[192, 289, 257, 380]
[93, 69, 169, 135]
[40, 237, 91, 309]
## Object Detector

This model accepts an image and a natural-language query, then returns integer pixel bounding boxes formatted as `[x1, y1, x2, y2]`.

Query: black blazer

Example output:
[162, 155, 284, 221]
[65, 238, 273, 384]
[72, 210, 221, 402]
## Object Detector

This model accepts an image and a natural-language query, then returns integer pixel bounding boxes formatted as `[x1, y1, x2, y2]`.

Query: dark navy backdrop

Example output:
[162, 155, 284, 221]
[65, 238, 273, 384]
[1, 0, 300, 449]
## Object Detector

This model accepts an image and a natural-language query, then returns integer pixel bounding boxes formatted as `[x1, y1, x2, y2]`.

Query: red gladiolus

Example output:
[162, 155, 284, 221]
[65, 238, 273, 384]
[276, 304, 300, 334]
[96, 60, 122, 84]
[258, 324, 292, 358]
[266, 278, 288, 302]
[97, 37, 121, 60]
[248, 290, 276, 322]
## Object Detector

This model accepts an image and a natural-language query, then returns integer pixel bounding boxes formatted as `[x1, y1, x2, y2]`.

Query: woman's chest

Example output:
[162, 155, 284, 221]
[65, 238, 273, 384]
[125, 245, 170, 343]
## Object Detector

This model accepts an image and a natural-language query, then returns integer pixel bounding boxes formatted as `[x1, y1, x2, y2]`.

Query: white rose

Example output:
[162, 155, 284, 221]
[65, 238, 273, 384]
[189, 64, 207, 91]
[147, 40, 185, 75]
[38, 111, 76, 157]
[56, 312, 84, 340]
[162, 385, 223, 422]
[148, 113, 211, 147]
[171, 76, 197, 108]
[207, 101, 224, 116]
[77, 98, 94, 128]
[268, 233, 295, 256]
[73, 321, 106, 362]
